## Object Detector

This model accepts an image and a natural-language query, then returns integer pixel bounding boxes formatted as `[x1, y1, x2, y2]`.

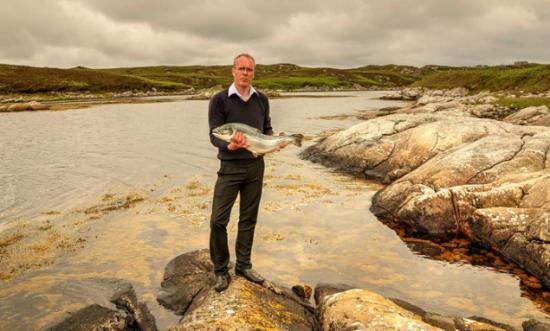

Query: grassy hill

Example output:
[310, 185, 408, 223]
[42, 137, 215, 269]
[0, 63, 423, 94]
[412, 63, 550, 93]
[0, 62, 549, 95]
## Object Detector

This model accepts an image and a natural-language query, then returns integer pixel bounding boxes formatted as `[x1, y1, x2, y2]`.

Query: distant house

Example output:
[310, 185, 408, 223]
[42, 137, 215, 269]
[513, 61, 530, 67]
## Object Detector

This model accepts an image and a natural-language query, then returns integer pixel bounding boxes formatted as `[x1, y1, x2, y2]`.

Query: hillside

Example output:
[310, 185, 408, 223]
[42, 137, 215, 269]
[0, 62, 549, 95]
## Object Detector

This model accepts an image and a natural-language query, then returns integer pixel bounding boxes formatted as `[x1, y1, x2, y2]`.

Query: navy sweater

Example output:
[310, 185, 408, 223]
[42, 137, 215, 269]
[208, 88, 273, 160]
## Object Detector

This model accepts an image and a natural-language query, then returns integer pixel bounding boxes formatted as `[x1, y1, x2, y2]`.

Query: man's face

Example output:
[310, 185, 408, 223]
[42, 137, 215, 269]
[232, 56, 255, 89]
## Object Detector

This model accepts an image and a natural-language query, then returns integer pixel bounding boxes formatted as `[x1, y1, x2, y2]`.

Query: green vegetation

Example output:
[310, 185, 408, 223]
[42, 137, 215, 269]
[412, 64, 550, 93]
[0, 62, 548, 95]
[495, 97, 550, 110]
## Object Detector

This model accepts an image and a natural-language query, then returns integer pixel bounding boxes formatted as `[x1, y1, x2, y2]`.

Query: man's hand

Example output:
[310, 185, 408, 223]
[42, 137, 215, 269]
[228, 132, 249, 151]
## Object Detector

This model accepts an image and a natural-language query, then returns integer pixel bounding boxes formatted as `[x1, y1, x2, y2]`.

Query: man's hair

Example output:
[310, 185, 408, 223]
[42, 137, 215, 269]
[233, 53, 255, 67]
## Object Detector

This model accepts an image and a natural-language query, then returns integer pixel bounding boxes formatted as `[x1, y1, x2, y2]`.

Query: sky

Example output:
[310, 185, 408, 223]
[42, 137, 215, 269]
[1, 0, 549, 69]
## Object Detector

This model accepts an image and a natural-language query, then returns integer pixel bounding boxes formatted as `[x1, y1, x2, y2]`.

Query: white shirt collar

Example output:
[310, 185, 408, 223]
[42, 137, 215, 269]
[228, 83, 257, 101]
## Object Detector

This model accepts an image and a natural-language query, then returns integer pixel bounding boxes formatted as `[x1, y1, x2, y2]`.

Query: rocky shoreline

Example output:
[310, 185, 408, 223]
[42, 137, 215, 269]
[301, 88, 550, 291]
[0, 86, 384, 112]
[47, 250, 549, 331]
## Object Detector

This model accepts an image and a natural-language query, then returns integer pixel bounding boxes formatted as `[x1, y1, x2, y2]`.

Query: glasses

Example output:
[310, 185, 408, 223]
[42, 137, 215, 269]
[235, 66, 254, 73]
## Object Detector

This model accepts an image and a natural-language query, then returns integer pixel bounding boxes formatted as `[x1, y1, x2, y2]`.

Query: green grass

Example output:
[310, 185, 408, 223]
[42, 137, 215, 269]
[495, 97, 550, 110]
[412, 64, 550, 93]
[254, 76, 346, 90]
[0, 62, 549, 95]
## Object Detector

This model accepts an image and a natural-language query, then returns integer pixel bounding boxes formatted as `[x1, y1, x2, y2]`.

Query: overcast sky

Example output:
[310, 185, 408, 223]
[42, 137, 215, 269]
[1, 0, 549, 68]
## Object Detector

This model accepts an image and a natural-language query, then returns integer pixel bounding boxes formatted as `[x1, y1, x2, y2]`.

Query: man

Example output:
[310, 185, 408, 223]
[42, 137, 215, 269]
[208, 53, 284, 292]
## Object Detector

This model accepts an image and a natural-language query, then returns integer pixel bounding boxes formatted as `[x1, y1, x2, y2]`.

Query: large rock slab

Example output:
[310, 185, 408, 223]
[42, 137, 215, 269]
[301, 113, 550, 287]
[504, 106, 550, 126]
[157, 249, 317, 331]
[315, 285, 510, 331]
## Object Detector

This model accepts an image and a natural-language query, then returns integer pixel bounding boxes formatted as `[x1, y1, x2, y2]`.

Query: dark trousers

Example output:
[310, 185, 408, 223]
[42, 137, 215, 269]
[209, 158, 264, 275]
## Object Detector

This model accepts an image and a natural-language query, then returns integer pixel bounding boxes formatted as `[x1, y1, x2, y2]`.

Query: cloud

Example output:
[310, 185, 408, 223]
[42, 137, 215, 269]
[0, 0, 548, 68]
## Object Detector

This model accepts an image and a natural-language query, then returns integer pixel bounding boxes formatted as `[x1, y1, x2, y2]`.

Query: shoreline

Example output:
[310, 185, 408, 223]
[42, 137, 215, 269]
[0, 87, 385, 112]
[301, 87, 550, 291]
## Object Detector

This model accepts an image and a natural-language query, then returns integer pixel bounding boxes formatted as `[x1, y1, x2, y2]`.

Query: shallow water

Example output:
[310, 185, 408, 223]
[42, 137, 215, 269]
[0, 91, 548, 330]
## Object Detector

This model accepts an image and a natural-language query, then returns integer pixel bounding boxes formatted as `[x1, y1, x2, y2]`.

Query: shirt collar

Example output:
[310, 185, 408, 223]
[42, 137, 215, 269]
[228, 83, 257, 101]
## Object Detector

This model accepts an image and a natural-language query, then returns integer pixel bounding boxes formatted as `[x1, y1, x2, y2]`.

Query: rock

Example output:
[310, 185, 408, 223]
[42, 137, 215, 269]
[301, 113, 550, 287]
[158, 249, 317, 331]
[7, 103, 31, 111]
[2, 101, 49, 112]
[314, 283, 355, 306]
[46, 304, 127, 331]
[317, 288, 443, 330]
[381, 87, 425, 100]
[46, 278, 158, 331]
[470, 104, 498, 118]
[504, 106, 550, 126]
[111, 283, 158, 331]
[28, 100, 49, 110]
[0, 105, 7, 112]
[522, 318, 550, 331]
[457, 317, 512, 331]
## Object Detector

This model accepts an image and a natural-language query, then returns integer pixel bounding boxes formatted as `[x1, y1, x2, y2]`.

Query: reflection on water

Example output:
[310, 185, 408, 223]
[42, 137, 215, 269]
[0, 92, 548, 330]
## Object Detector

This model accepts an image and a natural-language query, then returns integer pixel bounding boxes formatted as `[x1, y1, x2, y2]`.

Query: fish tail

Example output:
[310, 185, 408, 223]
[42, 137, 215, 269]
[291, 134, 304, 147]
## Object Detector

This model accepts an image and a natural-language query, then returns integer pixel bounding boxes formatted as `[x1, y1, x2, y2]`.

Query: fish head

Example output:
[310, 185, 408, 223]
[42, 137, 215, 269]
[212, 124, 236, 142]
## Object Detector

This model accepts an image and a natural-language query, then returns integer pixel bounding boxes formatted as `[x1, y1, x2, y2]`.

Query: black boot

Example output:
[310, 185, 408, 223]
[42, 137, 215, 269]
[235, 268, 265, 284]
[214, 274, 230, 292]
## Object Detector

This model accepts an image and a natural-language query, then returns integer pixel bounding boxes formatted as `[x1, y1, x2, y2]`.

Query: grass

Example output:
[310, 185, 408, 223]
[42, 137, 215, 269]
[495, 97, 550, 110]
[412, 64, 550, 93]
[0, 62, 549, 95]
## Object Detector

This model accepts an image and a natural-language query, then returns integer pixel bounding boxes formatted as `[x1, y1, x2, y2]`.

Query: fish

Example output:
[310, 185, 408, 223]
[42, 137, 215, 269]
[212, 122, 303, 156]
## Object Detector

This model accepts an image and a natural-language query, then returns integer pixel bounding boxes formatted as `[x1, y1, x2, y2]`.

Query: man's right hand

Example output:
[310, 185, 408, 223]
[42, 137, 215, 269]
[228, 132, 249, 151]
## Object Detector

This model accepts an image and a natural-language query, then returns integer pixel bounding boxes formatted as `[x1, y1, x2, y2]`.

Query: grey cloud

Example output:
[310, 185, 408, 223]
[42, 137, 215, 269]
[0, 0, 549, 68]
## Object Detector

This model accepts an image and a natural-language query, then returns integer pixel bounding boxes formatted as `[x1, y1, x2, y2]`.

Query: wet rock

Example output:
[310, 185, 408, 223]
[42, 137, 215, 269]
[46, 278, 158, 331]
[158, 249, 317, 331]
[46, 304, 127, 331]
[111, 283, 158, 331]
[301, 113, 550, 287]
[522, 318, 550, 331]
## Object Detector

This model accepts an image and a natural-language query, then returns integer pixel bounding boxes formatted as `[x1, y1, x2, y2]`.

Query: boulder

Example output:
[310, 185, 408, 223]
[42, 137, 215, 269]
[158, 249, 317, 331]
[315, 285, 516, 331]
[301, 113, 550, 287]
[46, 278, 157, 331]
[318, 288, 443, 330]
[46, 304, 127, 331]
[504, 106, 550, 126]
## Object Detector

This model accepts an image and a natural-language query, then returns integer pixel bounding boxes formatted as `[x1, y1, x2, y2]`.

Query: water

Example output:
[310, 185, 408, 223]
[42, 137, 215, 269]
[0, 91, 548, 330]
